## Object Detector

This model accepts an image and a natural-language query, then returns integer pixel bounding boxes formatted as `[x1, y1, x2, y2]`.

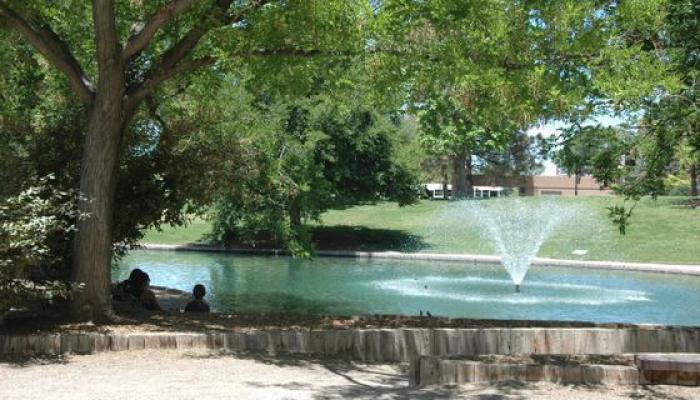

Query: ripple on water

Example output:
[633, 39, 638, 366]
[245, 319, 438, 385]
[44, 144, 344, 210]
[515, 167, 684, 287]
[373, 276, 651, 306]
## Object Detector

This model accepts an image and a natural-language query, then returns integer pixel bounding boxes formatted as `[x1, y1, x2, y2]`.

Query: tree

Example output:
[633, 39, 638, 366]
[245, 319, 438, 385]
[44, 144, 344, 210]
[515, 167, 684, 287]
[474, 130, 544, 179]
[373, 1, 674, 199]
[634, 98, 699, 197]
[552, 124, 627, 195]
[648, 0, 700, 196]
[417, 97, 514, 198]
[210, 94, 418, 255]
[614, 0, 699, 199]
[0, 0, 369, 320]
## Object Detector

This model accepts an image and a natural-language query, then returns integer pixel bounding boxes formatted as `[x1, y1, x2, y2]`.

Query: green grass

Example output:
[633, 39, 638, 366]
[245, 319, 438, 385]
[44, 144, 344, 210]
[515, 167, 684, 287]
[141, 217, 213, 245]
[141, 196, 700, 265]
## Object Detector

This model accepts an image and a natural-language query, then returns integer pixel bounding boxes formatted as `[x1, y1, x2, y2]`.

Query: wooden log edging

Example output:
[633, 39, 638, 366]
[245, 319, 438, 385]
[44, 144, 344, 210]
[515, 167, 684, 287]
[636, 354, 700, 385]
[2, 327, 700, 360]
[409, 356, 640, 387]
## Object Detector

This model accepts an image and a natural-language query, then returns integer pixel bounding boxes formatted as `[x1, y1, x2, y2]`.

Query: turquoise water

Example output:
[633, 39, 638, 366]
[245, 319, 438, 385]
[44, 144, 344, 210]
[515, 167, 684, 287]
[114, 250, 700, 326]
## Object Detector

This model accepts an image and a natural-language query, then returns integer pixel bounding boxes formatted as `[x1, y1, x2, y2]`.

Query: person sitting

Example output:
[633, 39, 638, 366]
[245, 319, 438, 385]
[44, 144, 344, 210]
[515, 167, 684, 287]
[130, 270, 162, 311]
[184, 284, 210, 313]
[113, 268, 161, 311]
[112, 268, 145, 302]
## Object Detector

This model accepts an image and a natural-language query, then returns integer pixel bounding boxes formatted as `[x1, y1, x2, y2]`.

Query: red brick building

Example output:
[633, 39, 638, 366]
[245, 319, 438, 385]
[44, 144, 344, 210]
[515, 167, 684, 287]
[472, 175, 612, 196]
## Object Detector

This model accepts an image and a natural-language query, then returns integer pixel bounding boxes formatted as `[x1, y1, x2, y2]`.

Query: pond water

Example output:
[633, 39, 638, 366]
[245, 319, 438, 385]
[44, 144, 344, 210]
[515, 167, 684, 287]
[114, 250, 700, 326]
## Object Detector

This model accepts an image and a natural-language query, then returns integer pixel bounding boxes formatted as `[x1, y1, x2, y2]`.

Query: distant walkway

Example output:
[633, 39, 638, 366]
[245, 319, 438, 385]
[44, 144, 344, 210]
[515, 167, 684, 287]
[141, 244, 700, 276]
[2, 350, 699, 400]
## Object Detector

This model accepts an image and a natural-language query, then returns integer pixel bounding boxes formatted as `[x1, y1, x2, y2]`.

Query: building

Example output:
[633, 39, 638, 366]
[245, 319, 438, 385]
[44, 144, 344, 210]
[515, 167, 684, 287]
[473, 185, 506, 198]
[423, 183, 452, 199]
[423, 175, 611, 199]
[472, 175, 612, 196]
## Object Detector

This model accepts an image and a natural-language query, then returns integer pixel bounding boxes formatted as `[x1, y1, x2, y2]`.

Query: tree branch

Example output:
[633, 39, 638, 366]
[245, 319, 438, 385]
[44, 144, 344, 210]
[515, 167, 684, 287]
[0, 1, 95, 103]
[126, 56, 215, 110]
[126, 0, 270, 110]
[122, 0, 200, 62]
[155, 0, 270, 74]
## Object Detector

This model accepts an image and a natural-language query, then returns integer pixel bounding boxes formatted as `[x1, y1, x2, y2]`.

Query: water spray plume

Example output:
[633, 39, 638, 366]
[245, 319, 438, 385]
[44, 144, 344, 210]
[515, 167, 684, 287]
[448, 197, 579, 289]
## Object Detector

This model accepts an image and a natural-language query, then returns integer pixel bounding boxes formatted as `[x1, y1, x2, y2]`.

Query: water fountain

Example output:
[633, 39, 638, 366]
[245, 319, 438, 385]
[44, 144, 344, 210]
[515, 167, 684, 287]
[450, 197, 580, 291]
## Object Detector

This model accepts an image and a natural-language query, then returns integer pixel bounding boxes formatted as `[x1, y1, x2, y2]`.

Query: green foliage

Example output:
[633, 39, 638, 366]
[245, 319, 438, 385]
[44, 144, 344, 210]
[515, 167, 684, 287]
[606, 203, 636, 235]
[621, 97, 698, 200]
[664, 173, 692, 196]
[474, 130, 544, 177]
[0, 0, 690, 268]
[210, 95, 419, 255]
[618, 0, 699, 199]
[0, 175, 78, 314]
[552, 124, 628, 187]
[0, 33, 221, 256]
[418, 97, 512, 156]
[373, 0, 674, 124]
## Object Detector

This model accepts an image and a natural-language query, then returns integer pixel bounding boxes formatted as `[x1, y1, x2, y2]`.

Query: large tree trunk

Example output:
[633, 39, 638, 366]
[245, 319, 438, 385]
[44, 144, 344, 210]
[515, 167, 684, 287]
[441, 157, 449, 199]
[71, 81, 126, 321]
[574, 166, 582, 197]
[690, 164, 698, 197]
[289, 197, 302, 229]
[452, 147, 472, 199]
[70, 1, 128, 321]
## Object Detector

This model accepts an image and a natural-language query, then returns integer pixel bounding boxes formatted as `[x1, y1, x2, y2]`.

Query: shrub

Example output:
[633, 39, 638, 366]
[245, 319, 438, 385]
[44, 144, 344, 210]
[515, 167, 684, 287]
[0, 175, 82, 315]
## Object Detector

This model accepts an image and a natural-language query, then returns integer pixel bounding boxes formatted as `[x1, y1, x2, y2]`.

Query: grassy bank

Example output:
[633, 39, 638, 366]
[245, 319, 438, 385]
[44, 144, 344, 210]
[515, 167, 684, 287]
[141, 196, 700, 264]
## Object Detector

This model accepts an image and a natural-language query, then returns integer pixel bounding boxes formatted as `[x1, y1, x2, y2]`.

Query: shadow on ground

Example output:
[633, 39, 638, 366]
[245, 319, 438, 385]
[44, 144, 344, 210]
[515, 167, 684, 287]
[311, 225, 430, 252]
[670, 198, 700, 209]
[0, 354, 70, 368]
[179, 351, 458, 399]
[627, 385, 690, 400]
[176, 351, 620, 400]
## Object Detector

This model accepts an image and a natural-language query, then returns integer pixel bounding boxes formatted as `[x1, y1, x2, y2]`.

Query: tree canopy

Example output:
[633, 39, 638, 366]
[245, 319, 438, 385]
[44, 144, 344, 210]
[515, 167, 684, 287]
[0, 0, 682, 320]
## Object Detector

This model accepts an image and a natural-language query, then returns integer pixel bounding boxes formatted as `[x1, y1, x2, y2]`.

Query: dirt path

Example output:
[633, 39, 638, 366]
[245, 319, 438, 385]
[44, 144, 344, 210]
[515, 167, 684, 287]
[2, 350, 699, 399]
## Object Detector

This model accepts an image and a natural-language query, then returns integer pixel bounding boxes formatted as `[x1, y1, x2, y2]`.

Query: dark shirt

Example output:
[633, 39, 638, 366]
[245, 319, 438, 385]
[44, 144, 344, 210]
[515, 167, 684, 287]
[185, 299, 210, 313]
[112, 280, 135, 302]
[139, 289, 162, 311]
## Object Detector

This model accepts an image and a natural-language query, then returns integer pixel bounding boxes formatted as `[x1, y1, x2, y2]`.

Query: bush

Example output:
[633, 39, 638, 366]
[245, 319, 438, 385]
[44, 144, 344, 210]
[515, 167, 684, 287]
[664, 174, 690, 196]
[0, 175, 81, 315]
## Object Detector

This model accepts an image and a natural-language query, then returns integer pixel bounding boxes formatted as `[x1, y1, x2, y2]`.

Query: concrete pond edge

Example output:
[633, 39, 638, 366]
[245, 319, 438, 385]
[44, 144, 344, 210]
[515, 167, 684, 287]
[140, 244, 700, 277]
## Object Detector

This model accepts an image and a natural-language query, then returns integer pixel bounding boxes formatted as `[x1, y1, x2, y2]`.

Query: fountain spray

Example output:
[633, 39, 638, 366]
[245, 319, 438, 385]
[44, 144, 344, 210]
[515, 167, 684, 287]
[461, 198, 579, 290]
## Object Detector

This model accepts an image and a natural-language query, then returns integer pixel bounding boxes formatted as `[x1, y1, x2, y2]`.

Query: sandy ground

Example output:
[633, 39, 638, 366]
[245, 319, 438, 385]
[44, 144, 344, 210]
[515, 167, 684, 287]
[2, 350, 699, 400]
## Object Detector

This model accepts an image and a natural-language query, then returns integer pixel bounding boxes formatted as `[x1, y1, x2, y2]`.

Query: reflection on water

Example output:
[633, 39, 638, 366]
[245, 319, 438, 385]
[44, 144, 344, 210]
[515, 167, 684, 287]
[114, 250, 700, 326]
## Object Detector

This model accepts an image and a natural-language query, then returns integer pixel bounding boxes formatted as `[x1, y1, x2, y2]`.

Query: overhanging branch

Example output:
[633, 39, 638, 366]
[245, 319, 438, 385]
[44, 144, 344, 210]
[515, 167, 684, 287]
[122, 0, 200, 62]
[154, 0, 270, 73]
[126, 56, 215, 110]
[126, 0, 270, 110]
[0, 1, 95, 103]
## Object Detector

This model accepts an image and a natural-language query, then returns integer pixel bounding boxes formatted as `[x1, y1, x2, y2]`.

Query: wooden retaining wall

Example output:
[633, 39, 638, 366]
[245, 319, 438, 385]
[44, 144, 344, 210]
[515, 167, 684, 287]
[409, 356, 641, 386]
[2, 327, 700, 361]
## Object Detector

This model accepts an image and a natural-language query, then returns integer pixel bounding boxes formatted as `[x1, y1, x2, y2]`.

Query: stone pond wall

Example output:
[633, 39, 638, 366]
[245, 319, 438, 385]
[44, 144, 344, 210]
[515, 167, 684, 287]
[2, 327, 700, 361]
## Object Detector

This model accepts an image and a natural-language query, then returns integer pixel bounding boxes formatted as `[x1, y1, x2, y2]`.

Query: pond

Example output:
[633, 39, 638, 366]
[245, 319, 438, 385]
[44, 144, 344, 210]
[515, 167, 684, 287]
[114, 250, 700, 326]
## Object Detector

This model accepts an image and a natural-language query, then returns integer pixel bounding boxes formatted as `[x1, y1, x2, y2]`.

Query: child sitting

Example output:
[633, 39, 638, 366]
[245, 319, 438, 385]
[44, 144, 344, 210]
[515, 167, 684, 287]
[184, 284, 210, 313]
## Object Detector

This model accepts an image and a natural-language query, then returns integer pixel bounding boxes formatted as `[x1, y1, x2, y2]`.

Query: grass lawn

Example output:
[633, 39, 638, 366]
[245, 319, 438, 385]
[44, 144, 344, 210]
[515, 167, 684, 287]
[141, 196, 700, 265]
